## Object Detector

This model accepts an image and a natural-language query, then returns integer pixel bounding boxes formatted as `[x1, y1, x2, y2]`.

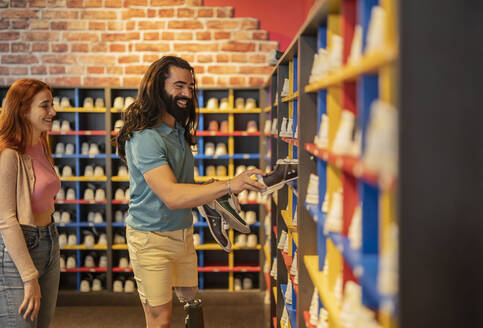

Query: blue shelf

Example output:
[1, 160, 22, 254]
[280, 284, 297, 328]
[53, 154, 108, 159]
[56, 222, 107, 228]
[194, 154, 260, 160]
[194, 222, 260, 228]
[327, 232, 363, 277]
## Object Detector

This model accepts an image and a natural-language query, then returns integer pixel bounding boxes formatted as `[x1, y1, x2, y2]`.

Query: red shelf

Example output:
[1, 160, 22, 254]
[273, 317, 277, 328]
[55, 200, 107, 204]
[238, 200, 262, 205]
[61, 267, 107, 273]
[303, 311, 316, 328]
[196, 131, 260, 137]
[273, 226, 278, 238]
[281, 251, 293, 271]
[112, 267, 133, 272]
[197, 266, 260, 272]
[281, 137, 299, 147]
[49, 130, 106, 136]
[304, 143, 396, 189]
[264, 272, 271, 291]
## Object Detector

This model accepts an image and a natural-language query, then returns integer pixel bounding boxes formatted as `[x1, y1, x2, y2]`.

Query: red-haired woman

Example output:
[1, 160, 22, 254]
[0, 79, 61, 328]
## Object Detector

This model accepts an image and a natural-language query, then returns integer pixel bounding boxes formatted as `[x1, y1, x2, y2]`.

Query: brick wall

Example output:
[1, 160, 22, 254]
[0, 0, 279, 87]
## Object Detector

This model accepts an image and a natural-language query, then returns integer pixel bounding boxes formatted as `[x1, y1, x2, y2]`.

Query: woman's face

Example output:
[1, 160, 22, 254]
[26, 89, 55, 136]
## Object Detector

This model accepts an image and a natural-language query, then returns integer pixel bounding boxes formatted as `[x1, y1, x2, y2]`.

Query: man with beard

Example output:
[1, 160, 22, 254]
[116, 56, 265, 328]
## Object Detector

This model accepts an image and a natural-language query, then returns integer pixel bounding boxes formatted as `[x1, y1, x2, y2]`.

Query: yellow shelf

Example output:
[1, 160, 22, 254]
[264, 106, 271, 112]
[281, 209, 296, 231]
[55, 107, 107, 113]
[304, 255, 342, 328]
[194, 176, 231, 182]
[292, 232, 298, 247]
[304, 46, 398, 93]
[111, 176, 129, 182]
[281, 91, 299, 103]
[195, 243, 261, 251]
[62, 244, 108, 250]
[60, 176, 107, 182]
[112, 244, 128, 250]
[198, 108, 262, 114]
[273, 287, 277, 304]
[264, 244, 271, 263]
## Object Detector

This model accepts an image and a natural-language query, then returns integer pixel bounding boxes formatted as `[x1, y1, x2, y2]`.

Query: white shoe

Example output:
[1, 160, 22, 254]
[55, 188, 65, 200]
[285, 118, 293, 138]
[59, 256, 65, 269]
[245, 211, 257, 225]
[235, 165, 246, 176]
[216, 165, 227, 177]
[270, 118, 278, 135]
[80, 280, 90, 292]
[124, 96, 134, 109]
[214, 143, 227, 157]
[193, 233, 200, 246]
[247, 191, 257, 202]
[87, 211, 95, 223]
[113, 234, 125, 244]
[99, 255, 107, 268]
[55, 142, 65, 155]
[247, 234, 257, 248]
[205, 165, 215, 176]
[204, 142, 215, 156]
[117, 165, 128, 176]
[366, 6, 386, 52]
[92, 278, 102, 291]
[264, 120, 271, 135]
[84, 234, 95, 249]
[277, 230, 288, 250]
[95, 189, 105, 202]
[246, 120, 258, 133]
[60, 97, 71, 108]
[270, 257, 277, 279]
[290, 250, 298, 276]
[124, 280, 135, 293]
[119, 257, 129, 268]
[192, 211, 198, 224]
[83, 188, 94, 201]
[124, 188, 130, 201]
[94, 212, 103, 224]
[309, 288, 320, 325]
[81, 142, 89, 155]
[237, 190, 248, 204]
[219, 98, 228, 110]
[349, 205, 362, 249]
[52, 120, 60, 132]
[305, 173, 319, 204]
[53, 165, 60, 176]
[114, 210, 123, 223]
[332, 110, 356, 156]
[114, 120, 124, 133]
[84, 165, 94, 176]
[53, 211, 61, 223]
[95, 98, 105, 108]
[84, 255, 95, 267]
[88, 143, 100, 157]
[59, 234, 67, 249]
[324, 190, 343, 234]
[206, 98, 218, 109]
[235, 234, 247, 248]
[83, 97, 94, 108]
[53, 97, 60, 108]
[66, 188, 75, 200]
[66, 256, 76, 269]
[328, 34, 343, 72]
[113, 97, 124, 110]
[242, 277, 253, 289]
[94, 166, 104, 177]
[113, 280, 123, 293]
[348, 25, 363, 64]
[60, 120, 71, 132]
[314, 114, 329, 149]
[61, 211, 71, 223]
[97, 234, 107, 246]
[285, 279, 293, 304]
[235, 97, 245, 109]
[68, 234, 77, 247]
[246, 98, 256, 109]
[279, 117, 288, 137]
[234, 278, 242, 291]
[281, 78, 290, 97]
[62, 165, 73, 177]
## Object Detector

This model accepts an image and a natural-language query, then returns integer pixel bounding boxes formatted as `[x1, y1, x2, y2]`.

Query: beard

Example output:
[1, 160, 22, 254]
[162, 90, 193, 125]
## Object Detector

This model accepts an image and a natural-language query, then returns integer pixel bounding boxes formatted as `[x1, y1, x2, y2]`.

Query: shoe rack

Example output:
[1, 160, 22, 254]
[261, 0, 399, 327]
[0, 86, 268, 294]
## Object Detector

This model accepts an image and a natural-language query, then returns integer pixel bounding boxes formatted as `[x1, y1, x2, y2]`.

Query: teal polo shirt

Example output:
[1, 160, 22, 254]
[125, 122, 194, 232]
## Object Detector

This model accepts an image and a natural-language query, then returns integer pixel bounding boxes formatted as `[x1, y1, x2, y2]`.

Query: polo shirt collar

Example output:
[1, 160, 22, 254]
[156, 121, 185, 136]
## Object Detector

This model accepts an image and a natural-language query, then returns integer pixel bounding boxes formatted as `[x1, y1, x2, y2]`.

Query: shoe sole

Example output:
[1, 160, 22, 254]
[197, 205, 232, 252]
[260, 176, 298, 196]
[214, 201, 250, 234]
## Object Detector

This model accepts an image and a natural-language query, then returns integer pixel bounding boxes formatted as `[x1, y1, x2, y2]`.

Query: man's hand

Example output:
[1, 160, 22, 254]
[229, 168, 266, 194]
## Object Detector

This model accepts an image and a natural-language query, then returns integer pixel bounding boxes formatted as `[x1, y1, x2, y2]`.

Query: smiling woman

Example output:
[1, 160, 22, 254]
[0, 79, 61, 328]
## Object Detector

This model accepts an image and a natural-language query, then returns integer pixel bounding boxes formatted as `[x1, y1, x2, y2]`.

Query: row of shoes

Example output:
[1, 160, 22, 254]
[60, 255, 78, 269]
[277, 230, 290, 254]
[113, 119, 125, 133]
[53, 211, 74, 224]
[340, 281, 382, 328]
[53, 97, 72, 109]
[237, 190, 266, 204]
[234, 233, 258, 248]
[280, 305, 291, 328]
[113, 279, 136, 293]
[309, 287, 329, 327]
[82, 253, 108, 268]
[205, 120, 258, 133]
[205, 97, 257, 110]
[192, 209, 257, 225]
[114, 188, 130, 201]
[114, 210, 129, 223]
[279, 117, 298, 138]
[54, 142, 102, 157]
[54, 165, 105, 177]
[80, 278, 104, 292]
[197, 193, 250, 252]
[204, 142, 227, 156]
[59, 233, 107, 248]
[51, 120, 72, 132]
[113, 96, 135, 110]
[204, 165, 227, 177]
[233, 276, 255, 290]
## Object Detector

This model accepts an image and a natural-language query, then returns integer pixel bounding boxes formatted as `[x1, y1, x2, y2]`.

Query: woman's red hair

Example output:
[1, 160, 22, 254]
[0, 79, 53, 159]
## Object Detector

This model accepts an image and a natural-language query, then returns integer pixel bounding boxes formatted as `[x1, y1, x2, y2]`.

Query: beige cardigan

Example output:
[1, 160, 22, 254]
[0, 148, 42, 282]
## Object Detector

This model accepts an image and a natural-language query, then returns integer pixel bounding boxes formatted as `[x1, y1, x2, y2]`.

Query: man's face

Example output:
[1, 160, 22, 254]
[162, 66, 195, 124]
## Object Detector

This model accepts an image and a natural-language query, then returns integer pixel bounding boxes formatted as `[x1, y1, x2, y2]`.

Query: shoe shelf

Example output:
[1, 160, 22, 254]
[54, 107, 108, 113]
[60, 176, 108, 182]
[196, 131, 261, 137]
[61, 267, 108, 273]
[281, 284, 298, 328]
[49, 130, 107, 136]
[198, 108, 262, 114]
[262, 0, 400, 327]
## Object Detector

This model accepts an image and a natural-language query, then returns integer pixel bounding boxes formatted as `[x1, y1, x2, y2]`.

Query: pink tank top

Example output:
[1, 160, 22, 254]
[25, 143, 61, 214]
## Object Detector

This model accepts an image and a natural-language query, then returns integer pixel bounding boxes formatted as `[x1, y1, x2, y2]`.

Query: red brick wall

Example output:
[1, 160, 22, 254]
[0, 0, 279, 87]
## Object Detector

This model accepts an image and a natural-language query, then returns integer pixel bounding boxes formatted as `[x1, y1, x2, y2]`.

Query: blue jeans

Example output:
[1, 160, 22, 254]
[0, 223, 60, 328]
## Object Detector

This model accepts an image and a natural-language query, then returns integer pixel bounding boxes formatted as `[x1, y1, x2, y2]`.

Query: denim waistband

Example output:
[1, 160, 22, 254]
[20, 222, 57, 239]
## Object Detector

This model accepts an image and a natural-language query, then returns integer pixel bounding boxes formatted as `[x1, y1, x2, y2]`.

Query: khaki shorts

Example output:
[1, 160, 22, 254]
[126, 225, 198, 307]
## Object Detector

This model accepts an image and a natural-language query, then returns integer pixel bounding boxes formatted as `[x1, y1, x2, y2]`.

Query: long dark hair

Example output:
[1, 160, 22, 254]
[116, 56, 198, 162]
[0, 79, 53, 161]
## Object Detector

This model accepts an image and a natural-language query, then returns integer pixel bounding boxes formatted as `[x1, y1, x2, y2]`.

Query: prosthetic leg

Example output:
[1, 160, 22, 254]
[184, 299, 204, 328]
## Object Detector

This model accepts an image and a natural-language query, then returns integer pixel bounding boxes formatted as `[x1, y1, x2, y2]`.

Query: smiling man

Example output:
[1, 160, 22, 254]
[116, 56, 265, 328]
